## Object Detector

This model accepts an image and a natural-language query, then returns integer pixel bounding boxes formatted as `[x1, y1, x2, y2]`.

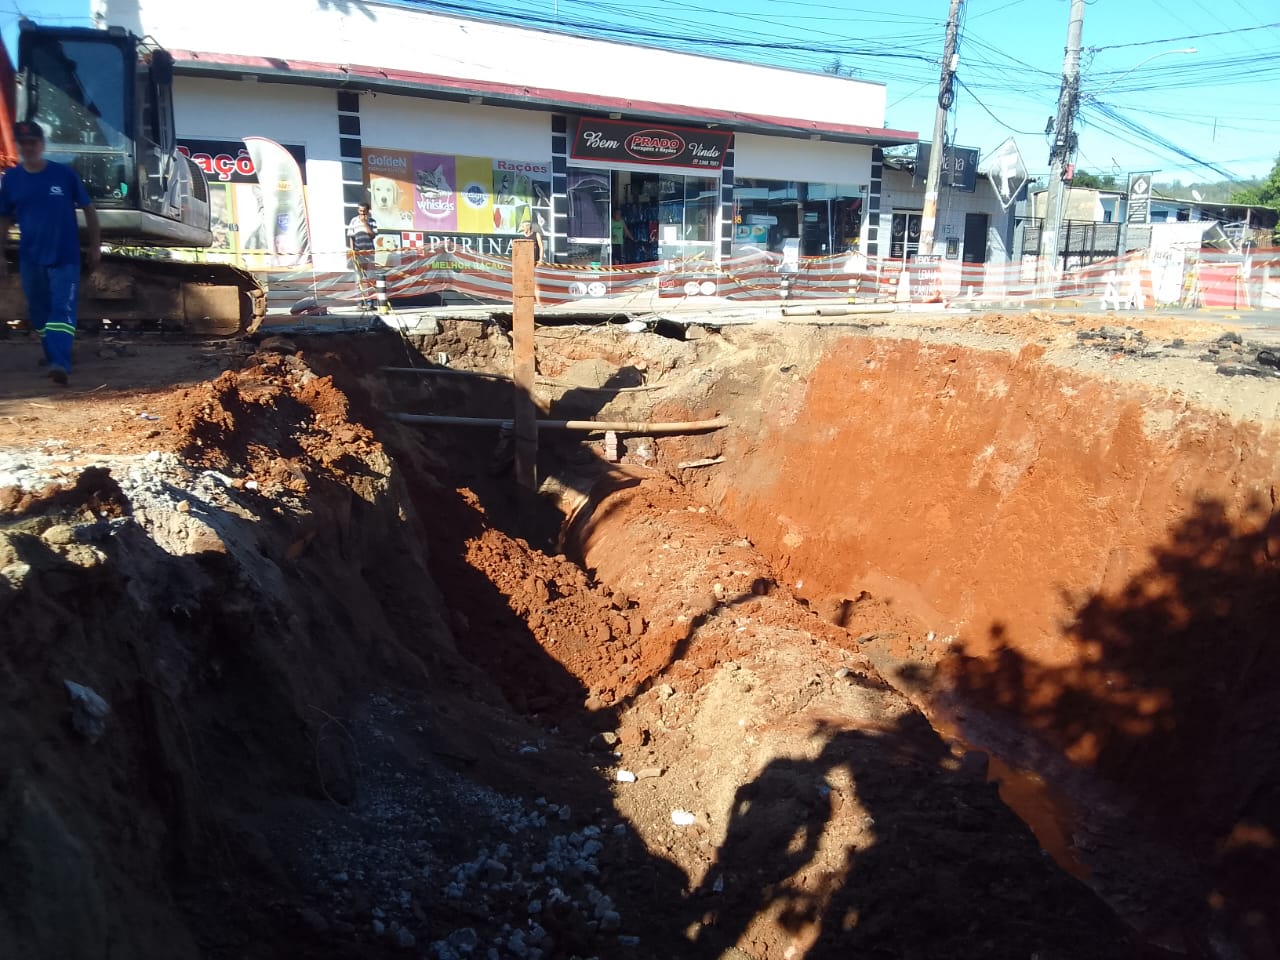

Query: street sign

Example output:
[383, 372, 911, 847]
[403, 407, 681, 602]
[986, 138, 1028, 210]
[1126, 172, 1153, 224]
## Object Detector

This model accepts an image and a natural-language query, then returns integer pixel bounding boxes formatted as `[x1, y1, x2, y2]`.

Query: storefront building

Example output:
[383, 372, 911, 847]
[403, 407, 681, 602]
[90, 0, 915, 276]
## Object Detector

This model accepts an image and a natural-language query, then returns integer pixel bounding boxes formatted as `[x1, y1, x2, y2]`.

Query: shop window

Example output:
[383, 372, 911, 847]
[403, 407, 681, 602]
[732, 179, 866, 258]
[610, 171, 719, 266]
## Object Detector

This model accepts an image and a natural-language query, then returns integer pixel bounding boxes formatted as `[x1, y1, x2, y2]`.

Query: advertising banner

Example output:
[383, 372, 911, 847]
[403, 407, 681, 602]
[243, 136, 312, 267]
[177, 138, 308, 270]
[571, 118, 732, 171]
[363, 148, 551, 251]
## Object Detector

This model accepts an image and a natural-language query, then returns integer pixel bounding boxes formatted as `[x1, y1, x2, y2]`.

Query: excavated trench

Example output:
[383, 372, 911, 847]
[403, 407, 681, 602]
[391, 318, 1280, 957]
[1, 317, 1276, 960]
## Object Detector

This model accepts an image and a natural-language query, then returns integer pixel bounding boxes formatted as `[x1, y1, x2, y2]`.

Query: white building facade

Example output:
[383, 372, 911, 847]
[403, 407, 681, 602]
[91, 0, 915, 272]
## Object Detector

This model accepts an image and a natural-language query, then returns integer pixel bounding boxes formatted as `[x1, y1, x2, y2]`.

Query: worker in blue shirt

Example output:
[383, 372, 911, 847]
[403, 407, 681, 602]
[0, 120, 101, 385]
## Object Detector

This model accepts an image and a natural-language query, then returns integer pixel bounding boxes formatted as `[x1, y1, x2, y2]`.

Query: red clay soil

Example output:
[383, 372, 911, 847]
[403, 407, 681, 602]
[673, 333, 1280, 954]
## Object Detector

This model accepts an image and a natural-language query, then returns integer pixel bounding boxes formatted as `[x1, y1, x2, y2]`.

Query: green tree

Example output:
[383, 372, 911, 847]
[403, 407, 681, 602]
[1070, 171, 1119, 190]
[1230, 153, 1280, 209]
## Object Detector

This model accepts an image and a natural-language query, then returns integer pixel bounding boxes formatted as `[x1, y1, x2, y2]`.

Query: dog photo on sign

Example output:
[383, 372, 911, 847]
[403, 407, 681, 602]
[369, 176, 413, 227]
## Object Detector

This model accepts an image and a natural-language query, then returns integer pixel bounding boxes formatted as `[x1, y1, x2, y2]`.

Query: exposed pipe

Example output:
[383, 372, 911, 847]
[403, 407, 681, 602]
[380, 366, 666, 391]
[390, 413, 729, 434]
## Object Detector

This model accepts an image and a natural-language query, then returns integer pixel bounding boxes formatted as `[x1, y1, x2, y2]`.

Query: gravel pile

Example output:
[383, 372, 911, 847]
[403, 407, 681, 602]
[294, 695, 643, 959]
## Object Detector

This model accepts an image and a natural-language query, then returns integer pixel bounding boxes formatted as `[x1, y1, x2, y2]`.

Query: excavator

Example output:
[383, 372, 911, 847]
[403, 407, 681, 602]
[1, 21, 265, 334]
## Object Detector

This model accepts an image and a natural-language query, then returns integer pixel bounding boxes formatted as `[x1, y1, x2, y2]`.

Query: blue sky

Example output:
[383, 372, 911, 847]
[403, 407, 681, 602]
[5, 0, 1278, 184]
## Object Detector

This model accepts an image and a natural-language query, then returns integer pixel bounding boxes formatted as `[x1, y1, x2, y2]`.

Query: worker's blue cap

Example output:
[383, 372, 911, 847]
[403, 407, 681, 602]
[14, 121, 44, 142]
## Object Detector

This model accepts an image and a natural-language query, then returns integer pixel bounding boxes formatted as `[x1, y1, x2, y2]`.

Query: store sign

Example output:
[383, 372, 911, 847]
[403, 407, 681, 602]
[915, 143, 979, 193]
[371, 231, 524, 258]
[1126, 172, 1153, 225]
[572, 118, 732, 171]
[178, 139, 308, 184]
[363, 147, 551, 236]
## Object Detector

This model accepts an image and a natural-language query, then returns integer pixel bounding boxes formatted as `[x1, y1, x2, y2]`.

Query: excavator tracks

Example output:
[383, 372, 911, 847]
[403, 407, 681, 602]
[1, 253, 266, 336]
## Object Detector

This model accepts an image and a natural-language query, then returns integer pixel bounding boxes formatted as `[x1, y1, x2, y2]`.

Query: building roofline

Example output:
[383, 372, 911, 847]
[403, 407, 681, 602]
[362, 0, 891, 91]
[170, 51, 917, 147]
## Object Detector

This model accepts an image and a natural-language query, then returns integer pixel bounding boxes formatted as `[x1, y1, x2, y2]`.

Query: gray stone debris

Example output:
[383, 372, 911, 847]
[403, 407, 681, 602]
[63, 680, 110, 743]
[394, 926, 417, 949]
[447, 926, 479, 953]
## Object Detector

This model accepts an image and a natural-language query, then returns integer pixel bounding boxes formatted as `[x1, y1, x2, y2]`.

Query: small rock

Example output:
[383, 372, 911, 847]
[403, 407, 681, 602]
[599, 910, 622, 932]
[592, 731, 619, 748]
[655, 684, 675, 701]
[259, 335, 299, 354]
[372, 919, 386, 936]
[528, 899, 543, 914]
[372, 906, 386, 919]
[41, 524, 78, 545]
[635, 767, 663, 781]
[834, 666, 851, 679]
[176, 500, 191, 514]
[671, 810, 696, 827]
[618, 935, 641, 947]
[1217, 331, 1243, 345]
[331, 871, 349, 885]
[557, 805, 571, 822]
[615, 770, 637, 783]
[395, 927, 417, 949]
[63, 679, 110, 742]
[1257, 349, 1280, 369]
[482, 859, 508, 882]
[447, 927, 480, 954]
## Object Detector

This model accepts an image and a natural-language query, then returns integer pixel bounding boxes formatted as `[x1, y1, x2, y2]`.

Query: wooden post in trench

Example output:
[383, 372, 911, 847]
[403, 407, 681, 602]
[511, 238, 538, 500]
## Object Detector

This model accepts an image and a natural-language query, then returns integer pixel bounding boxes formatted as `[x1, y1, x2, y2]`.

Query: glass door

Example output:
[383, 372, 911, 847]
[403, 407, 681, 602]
[657, 173, 718, 266]
[565, 168, 612, 267]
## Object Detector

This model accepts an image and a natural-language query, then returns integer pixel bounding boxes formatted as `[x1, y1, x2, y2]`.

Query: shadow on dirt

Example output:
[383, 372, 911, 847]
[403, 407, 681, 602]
[690, 712, 1134, 960]
[943, 495, 1280, 959]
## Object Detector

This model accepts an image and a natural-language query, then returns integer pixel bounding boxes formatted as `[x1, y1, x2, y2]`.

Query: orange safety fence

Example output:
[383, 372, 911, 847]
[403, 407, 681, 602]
[262, 245, 1280, 312]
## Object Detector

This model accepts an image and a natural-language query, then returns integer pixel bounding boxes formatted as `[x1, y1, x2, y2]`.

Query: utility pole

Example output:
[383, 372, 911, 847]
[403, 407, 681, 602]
[918, 0, 963, 259]
[1039, 0, 1086, 295]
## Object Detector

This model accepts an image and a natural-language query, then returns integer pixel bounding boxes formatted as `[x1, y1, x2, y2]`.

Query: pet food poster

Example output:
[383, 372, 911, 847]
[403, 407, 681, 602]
[363, 147, 550, 238]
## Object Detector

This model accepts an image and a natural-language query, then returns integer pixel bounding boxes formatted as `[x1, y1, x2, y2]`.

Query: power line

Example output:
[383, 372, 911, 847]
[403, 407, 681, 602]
[1089, 21, 1280, 51]
[953, 76, 1041, 135]
[1083, 100, 1240, 179]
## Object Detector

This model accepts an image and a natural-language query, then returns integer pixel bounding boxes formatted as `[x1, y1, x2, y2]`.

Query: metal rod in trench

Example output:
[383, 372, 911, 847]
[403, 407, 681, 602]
[389, 413, 730, 434]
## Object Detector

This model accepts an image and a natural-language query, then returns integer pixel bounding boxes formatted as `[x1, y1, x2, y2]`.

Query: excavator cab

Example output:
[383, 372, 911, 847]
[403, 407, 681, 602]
[15, 20, 212, 247]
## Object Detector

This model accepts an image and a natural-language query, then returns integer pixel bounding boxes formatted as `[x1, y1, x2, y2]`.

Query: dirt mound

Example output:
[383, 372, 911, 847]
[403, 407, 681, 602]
[0, 346, 466, 959]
